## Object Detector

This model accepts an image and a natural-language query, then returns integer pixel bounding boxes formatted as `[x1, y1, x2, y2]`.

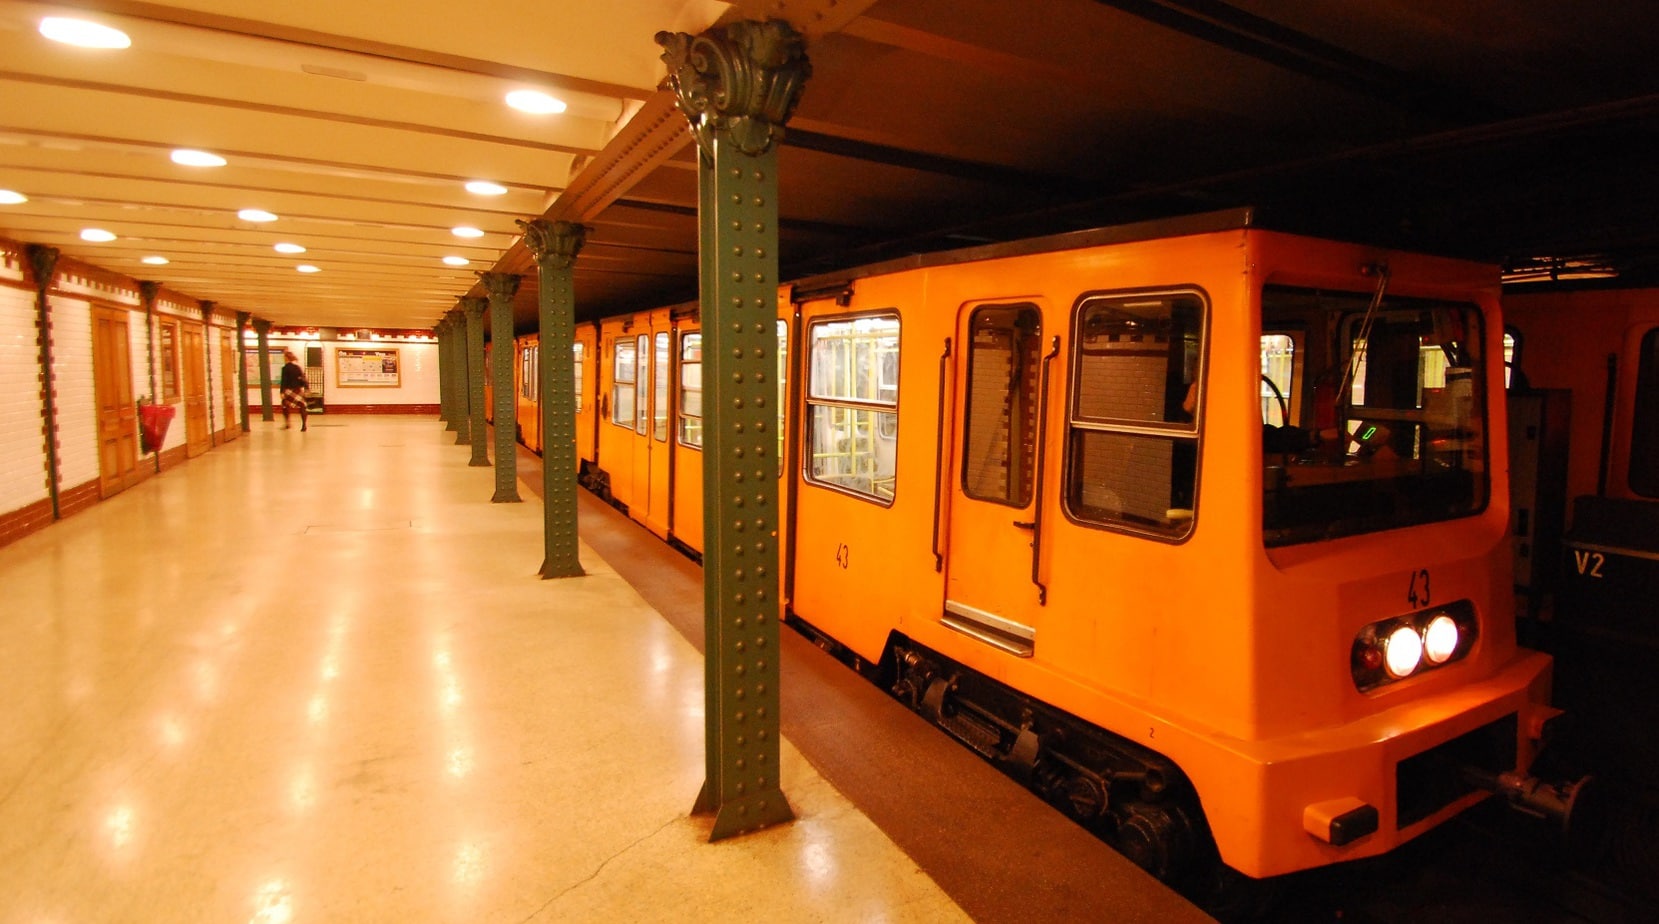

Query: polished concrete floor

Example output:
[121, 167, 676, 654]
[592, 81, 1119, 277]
[0, 416, 967, 923]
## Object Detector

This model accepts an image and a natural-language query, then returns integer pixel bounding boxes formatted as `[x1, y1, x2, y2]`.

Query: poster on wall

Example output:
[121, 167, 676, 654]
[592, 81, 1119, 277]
[336, 347, 401, 387]
[243, 347, 284, 386]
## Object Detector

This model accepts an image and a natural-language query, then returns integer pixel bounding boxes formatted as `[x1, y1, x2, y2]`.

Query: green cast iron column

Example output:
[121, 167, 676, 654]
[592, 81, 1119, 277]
[659, 19, 809, 842]
[434, 317, 449, 425]
[463, 296, 490, 467]
[481, 272, 522, 502]
[440, 316, 458, 429]
[448, 308, 471, 444]
[521, 219, 586, 579]
[235, 311, 251, 432]
[199, 301, 216, 445]
[254, 319, 274, 421]
[140, 282, 162, 470]
[27, 245, 62, 519]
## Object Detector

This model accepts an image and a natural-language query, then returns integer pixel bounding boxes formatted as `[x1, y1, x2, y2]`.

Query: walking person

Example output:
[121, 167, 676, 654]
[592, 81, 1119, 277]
[279, 350, 309, 431]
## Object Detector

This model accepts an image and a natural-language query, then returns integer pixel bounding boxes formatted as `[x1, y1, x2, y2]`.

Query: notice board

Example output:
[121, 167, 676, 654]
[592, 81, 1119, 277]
[336, 347, 401, 387]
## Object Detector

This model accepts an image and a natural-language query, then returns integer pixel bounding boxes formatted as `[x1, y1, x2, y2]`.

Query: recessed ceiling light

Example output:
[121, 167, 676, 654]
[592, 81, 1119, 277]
[505, 90, 566, 115]
[442, 255, 471, 266]
[39, 17, 131, 49]
[297, 264, 320, 273]
[80, 228, 116, 242]
[141, 255, 169, 265]
[451, 226, 484, 238]
[0, 190, 25, 205]
[239, 209, 278, 222]
[171, 149, 226, 167]
[465, 180, 508, 196]
[274, 242, 306, 254]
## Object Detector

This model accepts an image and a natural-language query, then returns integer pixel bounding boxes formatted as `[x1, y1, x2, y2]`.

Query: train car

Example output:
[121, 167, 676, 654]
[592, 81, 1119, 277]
[503, 323, 600, 473]
[522, 211, 1588, 894]
[1503, 286, 1659, 791]
[515, 333, 542, 453]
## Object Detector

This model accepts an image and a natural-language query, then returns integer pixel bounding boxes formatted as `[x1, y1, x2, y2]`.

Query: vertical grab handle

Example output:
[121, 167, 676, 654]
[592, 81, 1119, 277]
[931, 337, 953, 572]
[1030, 336, 1060, 604]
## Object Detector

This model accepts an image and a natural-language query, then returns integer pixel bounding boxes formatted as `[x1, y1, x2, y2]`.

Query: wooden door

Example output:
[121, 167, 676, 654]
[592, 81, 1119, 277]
[220, 332, 239, 442]
[92, 306, 140, 496]
[181, 321, 211, 457]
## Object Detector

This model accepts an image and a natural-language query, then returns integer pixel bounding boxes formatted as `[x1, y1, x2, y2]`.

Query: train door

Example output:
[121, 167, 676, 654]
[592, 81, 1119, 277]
[940, 302, 1051, 656]
[92, 306, 140, 496]
[672, 317, 705, 553]
[597, 317, 637, 506]
[573, 325, 596, 472]
[181, 320, 210, 457]
[636, 310, 673, 539]
[517, 335, 540, 453]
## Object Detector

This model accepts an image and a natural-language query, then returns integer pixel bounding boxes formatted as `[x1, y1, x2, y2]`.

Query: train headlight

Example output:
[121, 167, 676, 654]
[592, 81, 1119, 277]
[1384, 625, 1423, 678]
[1351, 601, 1478, 692]
[1423, 615, 1460, 665]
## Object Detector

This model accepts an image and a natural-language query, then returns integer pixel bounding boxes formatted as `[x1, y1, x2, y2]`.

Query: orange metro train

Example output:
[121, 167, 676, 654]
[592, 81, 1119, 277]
[486, 210, 1588, 891]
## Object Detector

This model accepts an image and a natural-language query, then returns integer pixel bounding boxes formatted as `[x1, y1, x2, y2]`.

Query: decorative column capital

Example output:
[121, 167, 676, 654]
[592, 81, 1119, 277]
[657, 20, 810, 159]
[138, 281, 161, 310]
[478, 272, 521, 303]
[235, 310, 250, 325]
[26, 244, 60, 292]
[461, 296, 488, 320]
[199, 300, 215, 324]
[518, 219, 587, 270]
[253, 318, 272, 335]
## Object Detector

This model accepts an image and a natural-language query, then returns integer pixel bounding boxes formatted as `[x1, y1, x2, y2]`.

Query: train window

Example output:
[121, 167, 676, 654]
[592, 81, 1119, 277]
[572, 341, 583, 413]
[653, 332, 670, 442]
[805, 314, 900, 503]
[1261, 334, 1297, 427]
[611, 338, 636, 428]
[1629, 328, 1659, 496]
[1261, 285, 1488, 546]
[963, 304, 1041, 506]
[634, 333, 650, 434]
[778, 320, 789, 476]
[1064, 292, 1204, 538]
[679, 332, 703, 448]
[520, 345, 537, 401]
[1503, 329, 1519, 389]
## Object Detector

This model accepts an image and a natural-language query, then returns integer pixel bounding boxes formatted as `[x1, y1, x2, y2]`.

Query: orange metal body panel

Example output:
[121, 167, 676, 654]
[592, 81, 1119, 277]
[787, 226, 1548, 877]
[633, 308, 673, 540]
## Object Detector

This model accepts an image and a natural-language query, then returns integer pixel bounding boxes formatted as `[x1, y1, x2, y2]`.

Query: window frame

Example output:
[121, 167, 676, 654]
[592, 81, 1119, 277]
[610, 336, 637, 429]
[960, 302, 1043, 508]
[678, 330, 703, 449]
[1060, 286, 1209, 542]
[159, 319, 181, 402]
[802, 310, 902, 506]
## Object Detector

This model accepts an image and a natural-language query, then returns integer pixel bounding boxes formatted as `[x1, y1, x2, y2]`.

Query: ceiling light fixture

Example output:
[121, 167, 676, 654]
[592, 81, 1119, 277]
[141, 255, 169, 265]
[465, 180, 508, 196]
[297, 265, 320, 273]
[171, 149, 226, 167]
[451, 226, 484, 239]
[238, 209, 278, 222]
[80, 228, 116, 242]
[274, 242, 306, 254]
[39, 17, 131, 49]
[0, 190, 26, 205]
[442, 256, 471, 266]
[505, 90, 566, 115]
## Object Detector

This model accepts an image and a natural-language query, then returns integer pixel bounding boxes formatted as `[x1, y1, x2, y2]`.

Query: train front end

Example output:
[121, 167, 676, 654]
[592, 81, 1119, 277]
[1202, 232, 1589, 877]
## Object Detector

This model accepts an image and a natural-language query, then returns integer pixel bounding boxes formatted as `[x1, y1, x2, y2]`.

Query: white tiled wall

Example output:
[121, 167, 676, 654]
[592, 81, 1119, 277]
[50, 297, 98, 490]
[0, 285, 47, 514]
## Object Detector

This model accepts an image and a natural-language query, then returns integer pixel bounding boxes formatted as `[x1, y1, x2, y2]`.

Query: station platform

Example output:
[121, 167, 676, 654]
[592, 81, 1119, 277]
[0, 415, 1209, 923]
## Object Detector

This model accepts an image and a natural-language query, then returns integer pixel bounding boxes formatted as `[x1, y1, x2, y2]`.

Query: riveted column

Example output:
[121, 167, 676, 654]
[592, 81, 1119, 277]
[27, 245, 62, 519]
[480, 273, 522, 501]
[199, 301, 217, 445]
[463, 296, 490, 467]
[235, 311, 251, 432]
[448, 308, 471, 444]
[436, 317, 453, 427]
[253, 319, 274, 421]
[521, 219, 587, 579]
[660, 19, 809, 841]
[139, 282, 162, 470]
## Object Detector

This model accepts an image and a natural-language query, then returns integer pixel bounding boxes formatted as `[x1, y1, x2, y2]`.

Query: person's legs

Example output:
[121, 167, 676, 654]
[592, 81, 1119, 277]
[282, 398, 291, 428]
[299, 401, 308, 431]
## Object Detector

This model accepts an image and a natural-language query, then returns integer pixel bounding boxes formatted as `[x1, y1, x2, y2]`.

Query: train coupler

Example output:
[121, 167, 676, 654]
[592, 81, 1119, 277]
[1463, 766, 1601, 841]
